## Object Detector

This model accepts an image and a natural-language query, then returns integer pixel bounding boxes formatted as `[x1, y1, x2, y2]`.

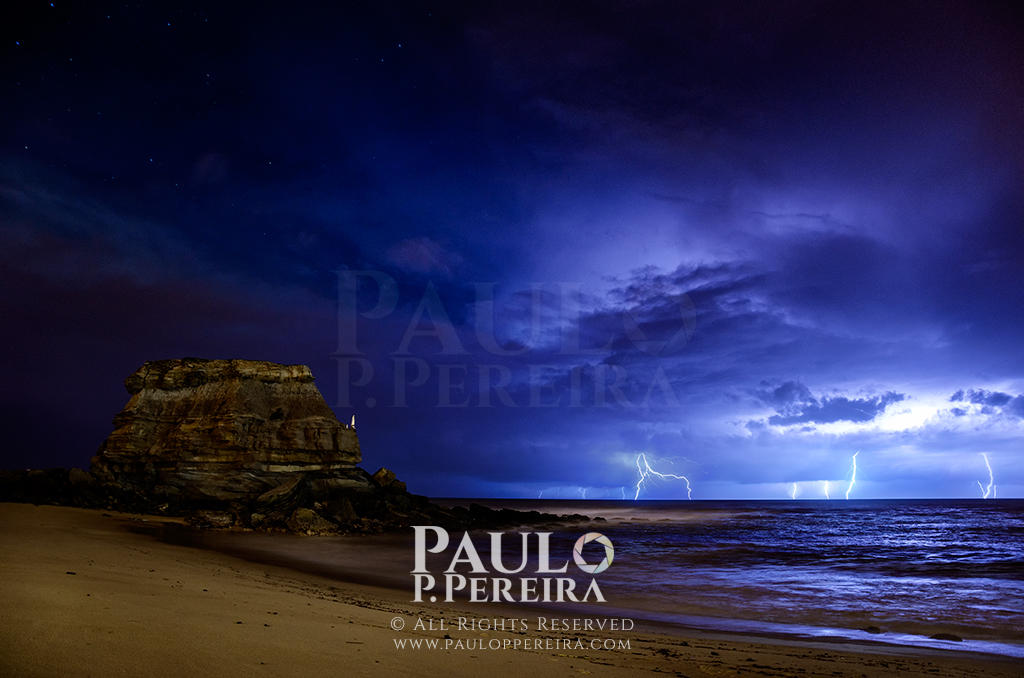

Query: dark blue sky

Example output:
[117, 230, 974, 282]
[2, 1, 1022, 498]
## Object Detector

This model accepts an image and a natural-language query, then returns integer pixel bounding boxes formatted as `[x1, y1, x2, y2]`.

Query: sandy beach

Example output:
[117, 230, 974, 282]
[0, 502, 1019, 678]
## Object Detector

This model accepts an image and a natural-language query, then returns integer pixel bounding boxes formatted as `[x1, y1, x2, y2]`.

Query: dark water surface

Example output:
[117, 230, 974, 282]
[165, 499, 1024, 658]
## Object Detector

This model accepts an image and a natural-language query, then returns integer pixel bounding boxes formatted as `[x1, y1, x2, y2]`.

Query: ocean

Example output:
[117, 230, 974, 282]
[168, 499, 1024, 658]
[495, 499, 1024, 658]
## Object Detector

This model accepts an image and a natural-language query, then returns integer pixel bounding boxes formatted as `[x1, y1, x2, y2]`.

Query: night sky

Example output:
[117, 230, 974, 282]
[3, 2, 1023, 498]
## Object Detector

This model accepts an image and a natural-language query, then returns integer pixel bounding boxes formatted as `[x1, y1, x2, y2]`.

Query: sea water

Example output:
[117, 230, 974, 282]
[495, 498, 1024, 657]
[169, 498, 1024, 657]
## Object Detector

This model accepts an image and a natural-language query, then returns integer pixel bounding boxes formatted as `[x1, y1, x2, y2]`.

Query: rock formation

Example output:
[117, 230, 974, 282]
[91, 358, 360, 506]
[1, 358, 593, 534]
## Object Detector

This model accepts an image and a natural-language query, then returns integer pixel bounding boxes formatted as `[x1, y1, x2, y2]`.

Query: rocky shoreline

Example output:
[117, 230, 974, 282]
[0, 358, 592, 534]
[0, 465, 593, 534]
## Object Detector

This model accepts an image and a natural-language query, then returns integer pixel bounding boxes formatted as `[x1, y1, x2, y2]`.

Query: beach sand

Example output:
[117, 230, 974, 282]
[0, 503, 1018, 678]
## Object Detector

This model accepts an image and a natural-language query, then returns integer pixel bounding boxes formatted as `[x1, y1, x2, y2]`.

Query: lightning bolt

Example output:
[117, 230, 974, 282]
[578, 487, 588, 500]
[634, 453, 692, 500]
[822, 480, 830, 499]
[977, 453, 995, 499]
[845, 451, 859, 500]
[620, 486, 627, 500]
[789, 482, 798, 500]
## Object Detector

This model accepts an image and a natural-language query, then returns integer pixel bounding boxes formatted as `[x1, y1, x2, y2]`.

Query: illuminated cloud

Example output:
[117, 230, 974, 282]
[754, 381, 905, 427]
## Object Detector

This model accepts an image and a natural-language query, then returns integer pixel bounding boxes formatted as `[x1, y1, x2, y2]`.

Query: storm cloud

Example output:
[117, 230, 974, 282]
[756, 382, 905, 426]
[2, 1, 1022, 497]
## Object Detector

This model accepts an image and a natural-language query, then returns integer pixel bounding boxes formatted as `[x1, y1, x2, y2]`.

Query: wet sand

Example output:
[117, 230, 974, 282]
[1, 503, 1019, 677]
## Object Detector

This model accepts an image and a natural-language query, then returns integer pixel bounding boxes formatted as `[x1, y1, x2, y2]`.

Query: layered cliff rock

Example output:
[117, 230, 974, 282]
[91, 359, 361, 506]
[1, 358, 592, 533]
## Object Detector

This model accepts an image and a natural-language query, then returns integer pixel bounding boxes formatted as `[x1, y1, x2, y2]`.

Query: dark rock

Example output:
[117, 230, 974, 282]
[188, 510, 236, 529]
[370, 467, 408, 494]
[862, 626, 883, 634]
[307, 473, 375, 497]
[285, 508, 337, 535]
[68, 468, 95, 487]
[371, 467, 397, 487]
[255, 476, 306, 512]
[324, 497, 359, 525]
[0, 468, 101, 507]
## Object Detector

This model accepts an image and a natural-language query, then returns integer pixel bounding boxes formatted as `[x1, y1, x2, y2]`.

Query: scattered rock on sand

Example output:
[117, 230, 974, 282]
[187, 510, 235, 529]
[285, 508, 337, 535]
